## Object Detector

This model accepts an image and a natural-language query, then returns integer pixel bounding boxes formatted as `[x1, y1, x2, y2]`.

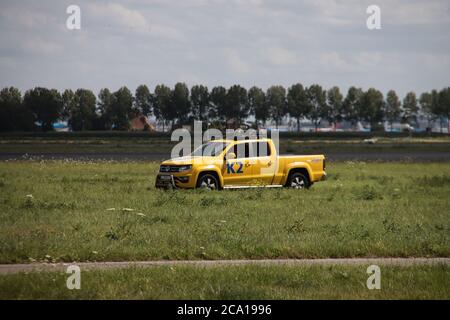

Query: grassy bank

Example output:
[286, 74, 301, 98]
[1, 134, 449, 155]
[0, 161, 449, 263]
[0, 264, 448, 299]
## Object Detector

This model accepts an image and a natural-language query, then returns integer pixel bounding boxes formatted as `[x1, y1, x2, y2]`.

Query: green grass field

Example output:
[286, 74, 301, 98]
[0, 161, 449, 263]
[0, 264, 448, 299]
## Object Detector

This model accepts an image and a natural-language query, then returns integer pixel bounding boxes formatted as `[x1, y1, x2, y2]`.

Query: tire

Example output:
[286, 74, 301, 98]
[196, 173, 219, 190]
[286, 172, 310, 189]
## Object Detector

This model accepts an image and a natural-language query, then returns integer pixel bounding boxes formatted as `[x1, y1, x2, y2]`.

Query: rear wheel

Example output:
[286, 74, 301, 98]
[287, 172, 310, 189]
[196, 173, 219, 190]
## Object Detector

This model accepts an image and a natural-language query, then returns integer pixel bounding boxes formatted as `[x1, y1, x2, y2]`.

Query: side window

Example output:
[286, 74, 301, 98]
[233, 142, 250, 159]
[249, 142, 258, 158]
[234, 142, 270, 158]
[258, 142, 271, 157]
[226, 145, 236, 158]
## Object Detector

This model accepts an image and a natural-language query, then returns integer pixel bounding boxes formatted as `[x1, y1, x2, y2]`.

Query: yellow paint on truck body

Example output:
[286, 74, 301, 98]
[155, 138, 326, 189]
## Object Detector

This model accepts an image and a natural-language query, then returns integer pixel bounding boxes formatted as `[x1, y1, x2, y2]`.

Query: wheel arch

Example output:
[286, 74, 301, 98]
[195, 168, 223, 188]
[282, 164, 312, 186]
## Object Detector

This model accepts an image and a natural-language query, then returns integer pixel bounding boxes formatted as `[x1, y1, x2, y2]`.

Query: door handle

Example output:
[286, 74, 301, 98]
[267, 160, 272, 166]
[245, 162, 251, 167]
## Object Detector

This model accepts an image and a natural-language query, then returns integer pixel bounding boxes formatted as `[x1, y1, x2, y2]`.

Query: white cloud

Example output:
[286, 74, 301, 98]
[87, 2, 185, 40]
[420, 53, 450, 69]
[224, 48, 250, 74]
[232, 0, 264, 7]
[89, 3, 149, 31]
[383, 0, 450, 24]
[148, 24, 185, 41]
[319, 52, 354, 72]
[286, 0, 450, 26]
[22, 38, 64, 56]
[176, 73, 204, 85]
[0, 7, 50, 28]
[353, 52, 383, 69]
[318, 51, 387, 73]
[302, 0, 363, 25]
[264, 46, 297, 66]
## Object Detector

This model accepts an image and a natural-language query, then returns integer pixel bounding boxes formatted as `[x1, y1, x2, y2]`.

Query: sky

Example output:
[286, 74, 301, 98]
[0, 0, 449, 98]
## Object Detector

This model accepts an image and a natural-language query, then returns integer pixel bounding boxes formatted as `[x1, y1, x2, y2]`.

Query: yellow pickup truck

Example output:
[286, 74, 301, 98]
[155, 138, 326, 190]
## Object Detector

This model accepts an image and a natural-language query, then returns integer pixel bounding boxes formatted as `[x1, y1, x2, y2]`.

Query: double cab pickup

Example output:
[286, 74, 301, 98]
[155, 138, 326, 190]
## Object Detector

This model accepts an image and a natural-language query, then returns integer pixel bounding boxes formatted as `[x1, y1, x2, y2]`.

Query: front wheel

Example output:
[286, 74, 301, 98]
[196, 173, 219, 190]
[287, 172, 310, 189]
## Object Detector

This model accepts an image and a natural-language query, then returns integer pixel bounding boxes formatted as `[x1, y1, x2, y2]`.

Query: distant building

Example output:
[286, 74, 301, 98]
[53, 121, 69, 132]
[226, 118, 252, 130]
[129, 114, 156, 131]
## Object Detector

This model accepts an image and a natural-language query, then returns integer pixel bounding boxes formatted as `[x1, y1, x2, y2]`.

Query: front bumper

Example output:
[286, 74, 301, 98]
[155, 174, 176, 188]
[155, 174, 193, 189]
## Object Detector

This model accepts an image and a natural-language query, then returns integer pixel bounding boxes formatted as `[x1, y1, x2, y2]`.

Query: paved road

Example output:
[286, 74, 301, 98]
[0, 152, 168, 161]
[1, 152, 450, 161]
[0, 258, 448, 274]
[327, 152, 450, 161]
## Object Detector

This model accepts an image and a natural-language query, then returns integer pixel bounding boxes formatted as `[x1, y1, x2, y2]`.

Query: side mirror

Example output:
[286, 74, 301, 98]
[225, 152, 236, 160]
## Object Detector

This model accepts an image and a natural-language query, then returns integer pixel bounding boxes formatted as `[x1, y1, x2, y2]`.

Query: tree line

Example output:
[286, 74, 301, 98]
[0, 83, 449, 132]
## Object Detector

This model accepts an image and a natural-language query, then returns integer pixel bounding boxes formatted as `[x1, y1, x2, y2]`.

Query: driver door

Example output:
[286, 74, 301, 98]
[222, 142, 254, 186]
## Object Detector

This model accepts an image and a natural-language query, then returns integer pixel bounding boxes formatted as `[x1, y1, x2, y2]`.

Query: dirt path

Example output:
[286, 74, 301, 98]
[0, 258, 448, 274]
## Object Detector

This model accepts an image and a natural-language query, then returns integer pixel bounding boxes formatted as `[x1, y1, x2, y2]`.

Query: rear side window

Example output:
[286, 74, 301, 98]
[257, 142, 271, 157]
[249, 142, 271, 157]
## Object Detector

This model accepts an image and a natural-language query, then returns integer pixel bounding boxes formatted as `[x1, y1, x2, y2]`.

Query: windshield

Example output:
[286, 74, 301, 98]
[191, 141, 229, 157]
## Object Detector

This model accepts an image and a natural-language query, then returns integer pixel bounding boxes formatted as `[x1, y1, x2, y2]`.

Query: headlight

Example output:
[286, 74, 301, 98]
[159, 165, 170, 172]
[177, 165, 192, 172]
